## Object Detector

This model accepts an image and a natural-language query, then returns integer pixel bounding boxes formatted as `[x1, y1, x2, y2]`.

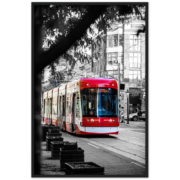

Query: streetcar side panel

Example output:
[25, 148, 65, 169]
[65, 82, 72, 133]
[47, 89, 53, 124]
[57, 94, 61, 127]
[43, 92, 48, 124]
[52, 87, 58, 126]
[58, 85, 66, 130]
[65, 80, 83, 134]
[75, 80, 86, 135]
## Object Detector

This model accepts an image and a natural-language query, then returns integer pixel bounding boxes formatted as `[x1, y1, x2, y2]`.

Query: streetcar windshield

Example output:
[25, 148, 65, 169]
[81, 88, 118, 117]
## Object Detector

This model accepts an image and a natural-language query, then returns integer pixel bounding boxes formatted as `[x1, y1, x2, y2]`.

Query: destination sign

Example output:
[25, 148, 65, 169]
[98, 89, 109, 93]
[89, 88, 110, 93]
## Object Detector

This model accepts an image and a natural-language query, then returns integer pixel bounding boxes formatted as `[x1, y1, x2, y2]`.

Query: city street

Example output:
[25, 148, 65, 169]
[41, 121, 147, 176]
[32, 3, 148, 177]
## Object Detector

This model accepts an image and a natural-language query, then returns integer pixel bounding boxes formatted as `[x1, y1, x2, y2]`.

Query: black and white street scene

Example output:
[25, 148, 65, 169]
[32, 3, 148, 177]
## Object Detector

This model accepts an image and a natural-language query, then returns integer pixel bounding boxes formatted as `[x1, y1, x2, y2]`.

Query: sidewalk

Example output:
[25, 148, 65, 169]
[120, 120, 146, 129]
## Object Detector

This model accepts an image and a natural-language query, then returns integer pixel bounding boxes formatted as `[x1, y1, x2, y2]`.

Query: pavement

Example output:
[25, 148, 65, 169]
[41, 120, 146, 175]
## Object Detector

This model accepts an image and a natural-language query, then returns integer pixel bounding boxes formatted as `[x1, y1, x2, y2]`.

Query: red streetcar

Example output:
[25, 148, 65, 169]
[43, 78, 119, 135]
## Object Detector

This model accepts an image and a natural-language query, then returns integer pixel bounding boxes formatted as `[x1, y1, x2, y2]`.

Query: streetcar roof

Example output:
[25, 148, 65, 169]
[79, 78, 117, 83]
[43, 78, 118, 96]
[79, 78, 118, 90]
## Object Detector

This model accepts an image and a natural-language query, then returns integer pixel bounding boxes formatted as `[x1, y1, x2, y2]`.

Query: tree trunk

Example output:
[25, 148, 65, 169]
[32, 71, 41, 175]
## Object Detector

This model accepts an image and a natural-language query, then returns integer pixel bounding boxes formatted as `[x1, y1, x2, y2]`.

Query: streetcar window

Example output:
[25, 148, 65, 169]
[76, 95, 80, 117]
[43, 100, 45, 114]
[62, 96, 65, 116]
[50, 98, 52, 114]
[58, 96, 61, 117]
[46, 99, 49, 117]
[81, 88, 118, 117]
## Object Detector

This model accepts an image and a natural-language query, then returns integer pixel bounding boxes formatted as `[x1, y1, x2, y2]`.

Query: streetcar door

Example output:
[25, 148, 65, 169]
[47, 99, 50, 124]
[72, 93, 76, 132]
[50, 98, 52, 124]
[57, 96, 61, 127]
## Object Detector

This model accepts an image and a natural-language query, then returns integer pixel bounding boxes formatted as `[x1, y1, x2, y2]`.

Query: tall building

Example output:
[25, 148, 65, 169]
[123, 19, 146, 112]
[91, 19, 146, 114]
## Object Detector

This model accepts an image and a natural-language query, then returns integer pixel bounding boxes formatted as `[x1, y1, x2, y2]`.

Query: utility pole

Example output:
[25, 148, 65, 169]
[99, 59, 101, 77]
[118, 63, 120, 120]
[102, 57, 104, 77]
[126, 90, 130, 124]
[103, 34, 106, 78]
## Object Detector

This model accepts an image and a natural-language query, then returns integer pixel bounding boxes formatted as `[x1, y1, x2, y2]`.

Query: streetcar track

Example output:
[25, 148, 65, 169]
[88, 143, 99, 149]
[131, 162, 145, 168]
[88, 140, 145, 160]
[88, 141, 145, 164]
[110, 136, 145, 148]
[117, 137, 145, 145]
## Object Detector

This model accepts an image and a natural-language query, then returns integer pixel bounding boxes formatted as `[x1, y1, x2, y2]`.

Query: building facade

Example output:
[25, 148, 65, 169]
[91, 19, 146, 115]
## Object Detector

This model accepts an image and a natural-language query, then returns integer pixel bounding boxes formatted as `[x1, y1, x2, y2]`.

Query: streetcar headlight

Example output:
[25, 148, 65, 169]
[113, 119, 115, 121]
[87, 119, 90, 121]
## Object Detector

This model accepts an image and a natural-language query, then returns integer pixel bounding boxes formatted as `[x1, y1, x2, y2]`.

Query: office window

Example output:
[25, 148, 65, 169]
[107, 35, 118, 47]
[129, 53, 141, 68]
[129, 71, 141, 82]
[107, 52, 118, 65]
[129, 35, 141, 51]
[107, 34, 124, 47]
[119, 35, 123, 46]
